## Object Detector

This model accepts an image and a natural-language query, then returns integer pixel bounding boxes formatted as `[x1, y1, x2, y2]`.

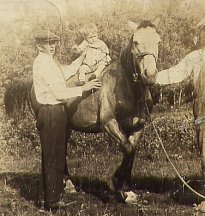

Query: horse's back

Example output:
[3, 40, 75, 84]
[68, 61, 120, 132]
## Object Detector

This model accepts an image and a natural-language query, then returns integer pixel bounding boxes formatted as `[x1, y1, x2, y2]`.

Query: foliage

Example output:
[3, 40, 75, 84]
[2, 1, 205, 215]
[1, 1, 202, 107]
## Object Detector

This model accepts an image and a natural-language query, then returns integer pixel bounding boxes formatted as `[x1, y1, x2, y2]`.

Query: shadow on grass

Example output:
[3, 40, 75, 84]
[0, 172, 205, 206]
[0, 172, 40, 203]
[132, 175, 205, 205]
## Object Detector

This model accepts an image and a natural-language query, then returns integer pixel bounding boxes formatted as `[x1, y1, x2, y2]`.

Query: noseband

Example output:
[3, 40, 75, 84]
[132, 52, 157, 82]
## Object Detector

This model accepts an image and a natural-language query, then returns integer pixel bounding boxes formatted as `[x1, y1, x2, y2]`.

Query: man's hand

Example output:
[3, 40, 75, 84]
[82, 79, 102, 92]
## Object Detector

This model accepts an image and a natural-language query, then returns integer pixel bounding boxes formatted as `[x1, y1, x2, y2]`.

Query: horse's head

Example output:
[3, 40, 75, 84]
[121, 20, 161, 85]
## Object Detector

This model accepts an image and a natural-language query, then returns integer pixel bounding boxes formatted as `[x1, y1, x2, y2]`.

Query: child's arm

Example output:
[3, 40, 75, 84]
[71, 40, 89, 56]
[78, 40, 89, 52]
[62, 53, 86, 80]
[99, 41, 111, 65]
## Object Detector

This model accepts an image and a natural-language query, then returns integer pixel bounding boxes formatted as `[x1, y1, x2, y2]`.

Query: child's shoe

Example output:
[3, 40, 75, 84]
[75, 80, 85, 86]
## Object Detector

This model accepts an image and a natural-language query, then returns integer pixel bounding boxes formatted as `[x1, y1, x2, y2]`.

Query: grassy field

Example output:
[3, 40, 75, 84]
[0, 101, 204, 215]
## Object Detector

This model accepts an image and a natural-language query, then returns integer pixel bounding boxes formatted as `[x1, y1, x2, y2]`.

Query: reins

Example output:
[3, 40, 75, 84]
[145, 102, 205, 200]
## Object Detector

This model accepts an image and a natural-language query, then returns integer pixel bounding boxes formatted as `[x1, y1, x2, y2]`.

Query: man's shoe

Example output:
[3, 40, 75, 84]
[45, 200, 67, 211]
[88, 74, 96, 81]
[75, 80, 85, 86]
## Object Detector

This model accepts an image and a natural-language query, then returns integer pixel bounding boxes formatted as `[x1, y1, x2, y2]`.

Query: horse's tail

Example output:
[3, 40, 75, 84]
[4, 79, 33, 116]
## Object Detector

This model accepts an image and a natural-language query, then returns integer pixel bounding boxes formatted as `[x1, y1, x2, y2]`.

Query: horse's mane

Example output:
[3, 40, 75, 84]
[120, 20, 157, 74]
[137, 20, 156, 30]
[120, 35, 135, 75]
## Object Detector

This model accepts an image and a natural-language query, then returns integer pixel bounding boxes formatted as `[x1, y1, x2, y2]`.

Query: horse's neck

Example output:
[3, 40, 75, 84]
[119, 68, 145, 101]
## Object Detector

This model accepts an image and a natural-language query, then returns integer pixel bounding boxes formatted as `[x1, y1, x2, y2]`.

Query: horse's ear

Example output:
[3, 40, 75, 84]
[152, 17, 160, 27]
[127, 20, 139, 31]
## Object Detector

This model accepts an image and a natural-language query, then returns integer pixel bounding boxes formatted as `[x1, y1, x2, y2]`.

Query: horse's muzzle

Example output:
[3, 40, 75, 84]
[141, 74, 157, 85]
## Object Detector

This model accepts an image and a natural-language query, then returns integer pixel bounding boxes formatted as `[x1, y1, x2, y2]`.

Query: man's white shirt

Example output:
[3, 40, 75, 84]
[33, 52, 83, 105]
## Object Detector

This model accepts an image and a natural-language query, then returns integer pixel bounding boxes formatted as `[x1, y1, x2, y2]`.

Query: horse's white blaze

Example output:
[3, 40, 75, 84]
[132, 26, 161, 81]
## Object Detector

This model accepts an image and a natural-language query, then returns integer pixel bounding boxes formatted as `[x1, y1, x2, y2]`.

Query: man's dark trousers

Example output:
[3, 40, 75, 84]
[37, 103, 68, 206]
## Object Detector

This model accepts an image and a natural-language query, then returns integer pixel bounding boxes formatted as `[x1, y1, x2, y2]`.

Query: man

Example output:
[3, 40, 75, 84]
[156, 19, 205, 85]
[156, 18, 205, 213]
[33, 30, 101, 211]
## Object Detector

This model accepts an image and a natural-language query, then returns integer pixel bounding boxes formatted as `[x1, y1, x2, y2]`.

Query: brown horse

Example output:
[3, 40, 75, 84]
[6, 20, 161, 203]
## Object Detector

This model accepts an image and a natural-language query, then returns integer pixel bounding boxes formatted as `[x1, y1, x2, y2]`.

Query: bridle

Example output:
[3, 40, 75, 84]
[132, 52, 157, 82]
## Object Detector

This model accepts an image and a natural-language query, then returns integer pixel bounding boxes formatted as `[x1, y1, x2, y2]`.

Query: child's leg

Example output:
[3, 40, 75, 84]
[76, 65, 91, 86]
[78, 65, 91, 82]
[78, 68, 86, 82]
[88, 64, 106, 81]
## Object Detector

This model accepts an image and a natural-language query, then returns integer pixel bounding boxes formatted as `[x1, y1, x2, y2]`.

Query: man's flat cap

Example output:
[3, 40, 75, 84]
[34, 30, 60, 43]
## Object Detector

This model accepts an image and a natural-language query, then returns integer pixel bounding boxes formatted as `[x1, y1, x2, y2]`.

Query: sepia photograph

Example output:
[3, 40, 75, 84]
[1, 0, 205, 215]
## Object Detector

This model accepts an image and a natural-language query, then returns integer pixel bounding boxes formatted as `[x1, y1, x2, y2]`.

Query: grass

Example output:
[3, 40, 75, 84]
[0, 103, 202, 215]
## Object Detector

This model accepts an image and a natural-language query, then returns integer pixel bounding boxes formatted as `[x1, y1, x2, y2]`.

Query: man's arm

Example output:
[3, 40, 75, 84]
[48, 79, 101, 101]
[156, 51, 198, 85]
[62, 53, 86, 80]
[48, 83, 83, 101]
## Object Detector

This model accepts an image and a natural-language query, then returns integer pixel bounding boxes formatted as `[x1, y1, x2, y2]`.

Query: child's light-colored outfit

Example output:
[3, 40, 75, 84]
[77, 39, 111, 82]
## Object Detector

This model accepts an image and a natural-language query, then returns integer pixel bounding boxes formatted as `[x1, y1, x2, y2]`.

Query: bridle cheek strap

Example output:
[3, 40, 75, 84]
[132, 52, 157, 82]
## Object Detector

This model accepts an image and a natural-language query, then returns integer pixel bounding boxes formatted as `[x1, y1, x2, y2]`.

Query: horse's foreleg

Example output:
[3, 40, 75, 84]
[103, 118, 133, 154]
[102, 119, 131, 199]
[114, 130, 143, 189]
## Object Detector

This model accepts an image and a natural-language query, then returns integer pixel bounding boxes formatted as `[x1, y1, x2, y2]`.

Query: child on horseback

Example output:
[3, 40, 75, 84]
[71, 23, 111, 86]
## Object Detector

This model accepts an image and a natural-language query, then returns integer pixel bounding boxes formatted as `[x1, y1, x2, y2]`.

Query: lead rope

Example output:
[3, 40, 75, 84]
[145, 102, 205, 200]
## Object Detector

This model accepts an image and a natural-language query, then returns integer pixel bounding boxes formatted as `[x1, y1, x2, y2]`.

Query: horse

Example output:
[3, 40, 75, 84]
[5, 20, 161, 203]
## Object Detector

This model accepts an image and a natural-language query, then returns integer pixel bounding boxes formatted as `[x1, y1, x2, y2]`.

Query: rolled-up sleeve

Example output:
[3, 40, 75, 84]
[156, 51, 198, 85]
[63, 54, 85, 80]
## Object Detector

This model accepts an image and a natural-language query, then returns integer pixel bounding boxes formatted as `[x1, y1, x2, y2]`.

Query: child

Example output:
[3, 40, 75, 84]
[71, 23, 111, 86]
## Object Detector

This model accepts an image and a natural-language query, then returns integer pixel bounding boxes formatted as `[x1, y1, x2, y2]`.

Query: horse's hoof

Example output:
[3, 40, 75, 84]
[124, 191, 139, 204]
[64, 179, 77, 194]
[107, 177, 126, 202]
